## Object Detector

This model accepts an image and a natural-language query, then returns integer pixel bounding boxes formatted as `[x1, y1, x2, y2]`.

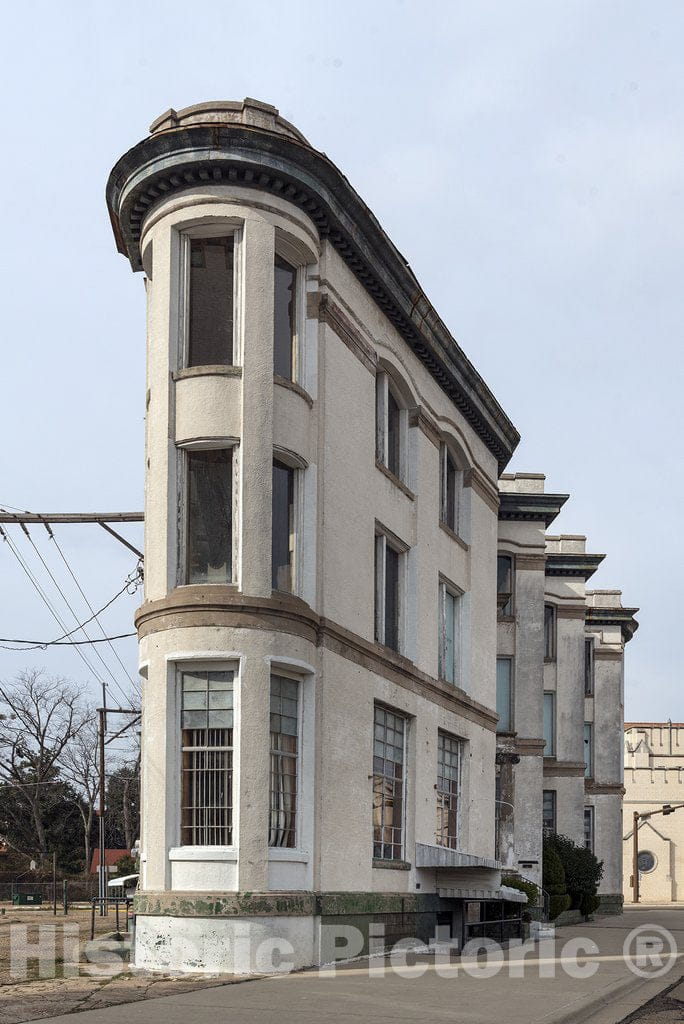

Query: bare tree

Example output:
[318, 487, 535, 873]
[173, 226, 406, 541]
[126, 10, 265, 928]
[61, 716, 99, 873]
[0, 669, 92, 866]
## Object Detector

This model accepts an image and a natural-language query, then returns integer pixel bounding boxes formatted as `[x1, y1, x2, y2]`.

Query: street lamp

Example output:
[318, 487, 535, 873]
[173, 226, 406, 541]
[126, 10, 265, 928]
[631, 802, 684, 903]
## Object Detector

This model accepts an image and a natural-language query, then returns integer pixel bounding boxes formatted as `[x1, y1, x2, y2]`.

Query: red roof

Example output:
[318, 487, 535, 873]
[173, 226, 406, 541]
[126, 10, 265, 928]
[90, 849, 130, 873]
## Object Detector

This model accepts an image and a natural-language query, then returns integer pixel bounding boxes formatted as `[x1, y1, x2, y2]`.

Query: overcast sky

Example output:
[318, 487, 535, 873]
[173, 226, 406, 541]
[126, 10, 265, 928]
[0, 0, 680, 721]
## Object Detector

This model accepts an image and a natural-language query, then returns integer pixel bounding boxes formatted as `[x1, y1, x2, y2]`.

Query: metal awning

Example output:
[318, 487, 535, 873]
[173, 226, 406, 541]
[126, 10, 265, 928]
[438, 884, 527, 903]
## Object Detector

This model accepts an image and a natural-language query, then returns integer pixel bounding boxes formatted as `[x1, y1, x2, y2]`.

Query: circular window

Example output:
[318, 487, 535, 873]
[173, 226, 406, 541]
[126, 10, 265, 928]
[638, 851, 656, 873]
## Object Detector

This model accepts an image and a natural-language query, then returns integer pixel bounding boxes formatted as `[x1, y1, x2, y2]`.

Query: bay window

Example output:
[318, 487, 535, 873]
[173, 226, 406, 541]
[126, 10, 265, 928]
[496, 658, 512, 733]
[543, 692, 556, 755]
[439, 581, 461, 685]
[372, 706, 406, 860]
[272, 459, 296, 592]
[269, 674, 299, 848]
[274, 254, 297, 380]
[375, 531, 404, 652]
[375, 370, 404, 480]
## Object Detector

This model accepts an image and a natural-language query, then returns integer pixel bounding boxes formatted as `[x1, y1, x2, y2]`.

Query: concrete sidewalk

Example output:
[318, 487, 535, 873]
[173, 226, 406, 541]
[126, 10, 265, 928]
[29, 907, 684, 1024]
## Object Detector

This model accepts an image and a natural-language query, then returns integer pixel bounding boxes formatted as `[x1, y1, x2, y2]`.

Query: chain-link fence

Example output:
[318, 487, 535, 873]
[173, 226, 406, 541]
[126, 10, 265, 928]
[0, 878, 97, 904]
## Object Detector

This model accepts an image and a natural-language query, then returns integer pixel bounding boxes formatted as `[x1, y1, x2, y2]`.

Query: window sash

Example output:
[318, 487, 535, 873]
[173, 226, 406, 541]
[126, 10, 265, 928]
[440, 445, 458, 532]
[439, 584, 460, 685]
[186, 235, 235, 367]
[185, 448, 233, 584]
[497, 555, 513, 616]
[272, 460, 296, 592]
[584, 806, 594, 851]
[375, 372, 403, 479]
[544, 605, 556, 660]
[372, 706, 406, 860]
[543, 692, 555, 755]
[584, 724, 593, 778]
[496, 659, 512, 733]
[375, 534, 402, 652]
[436, 732, 461, 848]
[584, 639, 594, 695]
[542, 790, 556, 832]
[274, 255, 297, 380]
[269, 674, 299, 849]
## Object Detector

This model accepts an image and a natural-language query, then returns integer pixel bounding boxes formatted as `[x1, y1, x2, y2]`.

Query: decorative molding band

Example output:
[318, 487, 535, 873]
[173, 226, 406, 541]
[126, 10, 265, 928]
[585, 606, 639, 642]
[172, 365, 243, 381]
[516, 737, 546, 757]
[554, 605, 588, 620]
[545, 552, 605, 580]
[135, 890, 315, 918]
[498, 492, 569, 527]
[274, 373, 314, 408]
[408, 405, 441, 448]
[515, 555, 546, 572]
[317, 293, 377, 373]
[584, 782, 625, 795]
[107, 122, 519, 471]
[593, 648, 624, 662]
[135, 589, 499, 732]
[543, 760, 586, 778]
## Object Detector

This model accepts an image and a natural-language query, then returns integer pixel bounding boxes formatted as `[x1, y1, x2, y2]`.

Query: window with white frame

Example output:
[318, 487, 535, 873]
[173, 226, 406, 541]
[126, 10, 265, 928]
[497, 554, 513, 616]
[440, 443, 461, 534]
[584, 638, 595, 696]
[436, 732, 461, 849]
[185, 234, 236, 367]
[269, 674, 299, 848]
[584, 723, 593, 778]
[184, 447, 234, 584]
[180, 669, 234, 846]
[439, 581, 461, 685]
[372, 706, 406, 860]
[544, 604, 556, 660]
[496, 658, 512, 733]
[375, 370, 404, 480]
[274, 254, 297, 381]
[543, 790, 556, 832]
[584, 806, 594, 851]
[543, 692, 556, 755]
[272, 459, 297, 592]
[374, 531, 404, 652]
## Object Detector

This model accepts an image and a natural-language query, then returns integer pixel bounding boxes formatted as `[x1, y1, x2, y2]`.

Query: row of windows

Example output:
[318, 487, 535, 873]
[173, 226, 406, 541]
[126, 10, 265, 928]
[184, 232, 299, 380]
[497, 661, 595, 772]
[542, 792, 594, 852]
[375, 369, 466, 539]
[497, 555, 596, 694]
[180, 673, 464, 858]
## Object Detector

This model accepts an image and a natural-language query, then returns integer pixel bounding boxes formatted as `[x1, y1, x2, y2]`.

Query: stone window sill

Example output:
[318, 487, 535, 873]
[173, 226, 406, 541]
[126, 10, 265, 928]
[169, 847, 238, 862]
[372, 858, 411, 871]
[439, 521, 470, 552]
[268, 849, 310, 863]
[173, 365, 242, 381]
[375, 460, 415, 500]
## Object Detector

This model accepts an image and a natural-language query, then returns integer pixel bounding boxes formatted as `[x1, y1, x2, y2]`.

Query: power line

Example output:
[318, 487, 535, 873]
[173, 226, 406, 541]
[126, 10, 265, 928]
[19, 526, 133, 709]
[48, 527, 140, 691]
[0, 574, 140, 651]
[0, 528, 110, 689]
[0, 632, 136, 646]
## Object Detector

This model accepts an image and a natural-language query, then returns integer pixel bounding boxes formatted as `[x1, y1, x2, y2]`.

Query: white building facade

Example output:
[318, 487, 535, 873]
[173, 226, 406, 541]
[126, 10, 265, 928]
[495, 475, 637, 914]
[107, 99, 523, 973]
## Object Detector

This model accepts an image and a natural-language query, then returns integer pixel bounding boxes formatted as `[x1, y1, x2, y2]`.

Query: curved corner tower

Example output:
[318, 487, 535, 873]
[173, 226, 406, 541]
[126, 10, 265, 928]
[108, 98, 520, 974]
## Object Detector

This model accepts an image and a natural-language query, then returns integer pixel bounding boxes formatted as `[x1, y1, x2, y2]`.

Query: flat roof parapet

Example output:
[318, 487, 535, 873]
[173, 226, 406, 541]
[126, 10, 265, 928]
[546, 535, 587, 554]
[499, 473, 546, 494]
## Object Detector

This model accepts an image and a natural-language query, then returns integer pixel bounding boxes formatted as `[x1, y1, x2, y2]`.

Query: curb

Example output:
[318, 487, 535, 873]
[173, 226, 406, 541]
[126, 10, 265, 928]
[540, 970, 683, 1024]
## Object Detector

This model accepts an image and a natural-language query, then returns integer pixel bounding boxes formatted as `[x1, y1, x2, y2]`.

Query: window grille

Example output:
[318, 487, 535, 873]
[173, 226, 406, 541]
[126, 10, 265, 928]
[180, 670, 234, 846]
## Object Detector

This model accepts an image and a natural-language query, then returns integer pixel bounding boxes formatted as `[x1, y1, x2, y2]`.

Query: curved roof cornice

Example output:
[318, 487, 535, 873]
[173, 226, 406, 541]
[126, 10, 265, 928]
[106, 108, 519, 472]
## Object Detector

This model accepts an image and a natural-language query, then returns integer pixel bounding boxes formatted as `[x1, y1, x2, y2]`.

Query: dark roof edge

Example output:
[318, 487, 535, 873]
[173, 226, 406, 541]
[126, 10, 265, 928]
[586, 605, 640, 642]
[106, 124, 520, 472]
[498, 492, 569, 527]
[545, 552, 605, 581]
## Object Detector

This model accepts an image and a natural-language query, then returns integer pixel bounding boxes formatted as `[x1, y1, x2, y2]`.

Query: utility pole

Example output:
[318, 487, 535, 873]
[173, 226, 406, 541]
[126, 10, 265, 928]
[96, 706, 141, 916]
[631, 802, 684, 903]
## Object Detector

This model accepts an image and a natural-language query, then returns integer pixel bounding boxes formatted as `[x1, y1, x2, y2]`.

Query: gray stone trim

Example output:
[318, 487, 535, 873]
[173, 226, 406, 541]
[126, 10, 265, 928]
[498, 492, 569, 526]
[545, 552, 605, 580]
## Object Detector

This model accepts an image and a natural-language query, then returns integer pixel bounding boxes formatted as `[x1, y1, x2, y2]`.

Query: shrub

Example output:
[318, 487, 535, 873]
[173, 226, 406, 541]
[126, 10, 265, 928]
[546, 833, 603, 919]
[543, 841, 571, 920]
[502, 874, 539, 906]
